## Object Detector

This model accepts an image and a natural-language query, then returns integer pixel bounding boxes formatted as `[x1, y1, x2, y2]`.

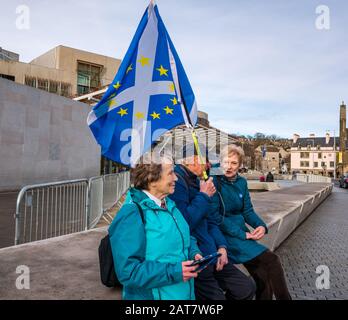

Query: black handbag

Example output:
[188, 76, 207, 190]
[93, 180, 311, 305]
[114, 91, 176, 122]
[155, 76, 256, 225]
[98, 202, 145, 287]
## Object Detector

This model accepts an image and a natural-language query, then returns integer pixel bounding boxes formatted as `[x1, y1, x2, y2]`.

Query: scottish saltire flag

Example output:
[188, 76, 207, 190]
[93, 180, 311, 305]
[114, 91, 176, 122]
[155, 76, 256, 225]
[87, 2, 197, 167]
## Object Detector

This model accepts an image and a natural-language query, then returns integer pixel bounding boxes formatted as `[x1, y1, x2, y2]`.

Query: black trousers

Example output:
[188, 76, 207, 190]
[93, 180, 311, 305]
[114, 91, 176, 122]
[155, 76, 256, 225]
[244, 249, 292, 300]
[194, 261, 256, 300]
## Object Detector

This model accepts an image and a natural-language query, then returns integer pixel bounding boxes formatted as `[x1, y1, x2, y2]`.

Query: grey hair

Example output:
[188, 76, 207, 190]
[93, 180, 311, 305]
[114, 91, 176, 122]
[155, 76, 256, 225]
[220, 144, 244, 165]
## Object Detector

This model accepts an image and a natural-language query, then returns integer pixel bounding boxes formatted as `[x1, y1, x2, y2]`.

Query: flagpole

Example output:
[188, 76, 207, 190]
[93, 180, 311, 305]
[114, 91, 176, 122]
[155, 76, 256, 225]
[177, 98, 209, 180]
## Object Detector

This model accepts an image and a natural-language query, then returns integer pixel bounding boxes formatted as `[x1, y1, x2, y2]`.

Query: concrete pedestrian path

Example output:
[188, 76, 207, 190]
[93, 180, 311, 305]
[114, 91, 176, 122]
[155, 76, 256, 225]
[276, 187, 348, 300]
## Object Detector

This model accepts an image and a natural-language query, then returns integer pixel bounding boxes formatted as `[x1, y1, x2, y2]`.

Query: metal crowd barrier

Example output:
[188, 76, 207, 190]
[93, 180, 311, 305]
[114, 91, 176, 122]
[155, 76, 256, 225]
[296, 173, 332, 183]
[14, 172, 130, 245]
[15, 179, 88, 245]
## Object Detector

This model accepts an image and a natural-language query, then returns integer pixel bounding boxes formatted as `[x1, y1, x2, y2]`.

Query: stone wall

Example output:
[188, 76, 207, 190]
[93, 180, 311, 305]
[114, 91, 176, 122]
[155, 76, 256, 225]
[0, 78, 100, 191]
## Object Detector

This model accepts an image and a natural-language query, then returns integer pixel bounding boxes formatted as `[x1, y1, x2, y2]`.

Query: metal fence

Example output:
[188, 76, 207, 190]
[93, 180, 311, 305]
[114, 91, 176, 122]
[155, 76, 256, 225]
[15, 172, 130, 245]
[15, 179, 88, 245]
[296, 174, 332, 183]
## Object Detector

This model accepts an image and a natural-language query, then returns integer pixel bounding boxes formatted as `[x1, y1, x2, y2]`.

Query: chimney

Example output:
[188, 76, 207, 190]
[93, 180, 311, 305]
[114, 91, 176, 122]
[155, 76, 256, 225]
[293, 133, 300, 143]
[309, 133, 315, 138]
[325, 132, 330, 144]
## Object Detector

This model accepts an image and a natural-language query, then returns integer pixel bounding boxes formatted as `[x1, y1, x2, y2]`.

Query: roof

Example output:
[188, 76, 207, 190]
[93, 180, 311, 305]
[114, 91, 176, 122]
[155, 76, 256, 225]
[292, 137, 340, 148]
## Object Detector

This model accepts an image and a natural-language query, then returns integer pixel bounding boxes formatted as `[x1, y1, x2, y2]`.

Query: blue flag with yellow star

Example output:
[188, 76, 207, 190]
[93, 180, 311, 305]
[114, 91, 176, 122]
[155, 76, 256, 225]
[87, 2, 197, 167]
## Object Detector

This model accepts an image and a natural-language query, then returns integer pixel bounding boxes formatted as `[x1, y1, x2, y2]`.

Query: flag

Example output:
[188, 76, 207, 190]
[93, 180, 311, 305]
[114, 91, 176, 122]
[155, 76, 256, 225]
[261, 145, 266, 158]
[87, 2, 198, 167]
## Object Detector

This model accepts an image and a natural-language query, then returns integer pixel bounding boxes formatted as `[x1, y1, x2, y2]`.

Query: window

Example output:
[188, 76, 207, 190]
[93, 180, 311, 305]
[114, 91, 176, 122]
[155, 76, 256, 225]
[25, 76, 36, 88]
[77, 61, 102, 95]
[314, 162, 318, 168]
[300, 161, 310, 167]
[321, 162, 326, 167]
[300, 152, 310, 158]
[318, 153, 322, 159]
[60, 82, 71, 97]
[49, 80, 59, 94]
[330, 162, 334, 168]
[317, 145, 321, 150]
[0, 74, 15, 81]
[37, 78, 48, 91]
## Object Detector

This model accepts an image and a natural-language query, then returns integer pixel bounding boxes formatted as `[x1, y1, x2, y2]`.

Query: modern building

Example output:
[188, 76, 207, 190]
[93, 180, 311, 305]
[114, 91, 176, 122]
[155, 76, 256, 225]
[0, 45, 121, 98]
[290, 132, 338, 177]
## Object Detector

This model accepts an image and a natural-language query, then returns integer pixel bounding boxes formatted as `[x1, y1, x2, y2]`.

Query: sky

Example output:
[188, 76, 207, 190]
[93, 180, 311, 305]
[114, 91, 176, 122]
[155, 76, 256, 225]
[1, 0, 347, 139]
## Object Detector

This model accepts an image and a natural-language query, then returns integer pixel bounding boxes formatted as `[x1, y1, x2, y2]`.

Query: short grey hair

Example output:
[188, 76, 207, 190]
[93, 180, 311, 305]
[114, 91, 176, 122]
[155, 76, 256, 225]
[220, 144, 244, 165]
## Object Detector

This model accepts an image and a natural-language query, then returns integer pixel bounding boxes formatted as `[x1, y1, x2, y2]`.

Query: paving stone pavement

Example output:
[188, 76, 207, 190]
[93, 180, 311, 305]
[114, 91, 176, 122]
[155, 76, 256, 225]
[275, 186, 348, 300]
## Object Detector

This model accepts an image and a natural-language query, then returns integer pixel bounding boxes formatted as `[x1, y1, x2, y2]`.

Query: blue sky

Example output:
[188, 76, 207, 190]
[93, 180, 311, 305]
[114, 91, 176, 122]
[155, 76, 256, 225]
[1, 0, 347, 138]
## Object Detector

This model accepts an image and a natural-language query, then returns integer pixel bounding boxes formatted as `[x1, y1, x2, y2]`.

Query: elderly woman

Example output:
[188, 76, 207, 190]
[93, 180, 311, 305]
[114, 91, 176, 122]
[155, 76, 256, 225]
[109, 153, 202, 300]
[211, 145, 291, 300]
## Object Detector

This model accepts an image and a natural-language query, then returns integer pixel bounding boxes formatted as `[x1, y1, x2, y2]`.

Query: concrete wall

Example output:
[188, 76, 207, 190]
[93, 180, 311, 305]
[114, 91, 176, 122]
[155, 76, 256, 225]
[0, 78, 100, 191]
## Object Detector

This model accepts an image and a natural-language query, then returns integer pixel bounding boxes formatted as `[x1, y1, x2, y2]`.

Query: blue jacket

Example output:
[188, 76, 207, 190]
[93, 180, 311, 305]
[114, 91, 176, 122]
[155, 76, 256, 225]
[169, 165, 227, 256]
[109, 187, 201, 300]
[211, 175, 268, 264]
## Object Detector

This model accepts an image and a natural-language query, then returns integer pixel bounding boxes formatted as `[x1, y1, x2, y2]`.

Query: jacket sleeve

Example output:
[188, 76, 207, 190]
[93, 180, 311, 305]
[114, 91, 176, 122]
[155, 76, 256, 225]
[109, 204, 183, 289]
[169, 177, 212, 231]
[241, 181, 268, 233]
[207, 192, 227, 248]
[188, 236, 202, 260]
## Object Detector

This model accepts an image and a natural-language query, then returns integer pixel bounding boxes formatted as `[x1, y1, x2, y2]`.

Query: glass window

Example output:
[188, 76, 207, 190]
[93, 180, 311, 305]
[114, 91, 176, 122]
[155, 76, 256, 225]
[25, 75, 36, 88]
[60, 82, 71, 97]
[49, 80, 58, 94]
[77, 61, 102, 95]
[314, 162, 318, 168]
[318, 153, 322, 159]
[37, 78, 48, 91]
[330, 162, 334, 168]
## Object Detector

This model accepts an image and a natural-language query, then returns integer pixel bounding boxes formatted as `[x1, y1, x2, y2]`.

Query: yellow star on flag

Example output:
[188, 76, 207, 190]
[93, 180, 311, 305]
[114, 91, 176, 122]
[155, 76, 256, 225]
[135, 112, 144, 119]
[108, 99, 117, 107]
[163, 106, 174, 115]
[117, 108, 128, 117]
[113, 82, 121, 90]
[150, 111, 160, 120]
[138, 55, 150, 67]
[169, 82, 175, 92]
[170, 97, 178, 105]
[126, 64, 133, 74]
[156, 65, 169, 76]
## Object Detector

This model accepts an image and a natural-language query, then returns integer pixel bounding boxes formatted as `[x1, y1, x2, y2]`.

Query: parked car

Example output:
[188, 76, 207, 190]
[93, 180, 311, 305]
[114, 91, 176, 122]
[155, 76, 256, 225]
[339, 173, 348, 188]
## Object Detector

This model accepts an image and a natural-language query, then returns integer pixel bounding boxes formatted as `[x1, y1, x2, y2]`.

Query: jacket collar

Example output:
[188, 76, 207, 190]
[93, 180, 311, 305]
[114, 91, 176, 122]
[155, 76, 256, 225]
[220, 174, 241, 184]
[128, 187, 176, 212]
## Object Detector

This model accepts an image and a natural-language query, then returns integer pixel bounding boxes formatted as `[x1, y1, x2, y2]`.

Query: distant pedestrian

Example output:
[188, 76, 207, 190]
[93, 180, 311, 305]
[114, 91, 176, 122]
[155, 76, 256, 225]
[266, 172, 274, 182]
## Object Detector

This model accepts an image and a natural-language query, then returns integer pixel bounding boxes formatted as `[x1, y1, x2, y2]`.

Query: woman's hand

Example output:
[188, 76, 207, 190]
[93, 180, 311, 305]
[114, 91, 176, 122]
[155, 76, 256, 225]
[251, 226, 266, 240]
[182, 260, 199, 282]
[216, 247, 228, 271]
[246, 226, 266, 240]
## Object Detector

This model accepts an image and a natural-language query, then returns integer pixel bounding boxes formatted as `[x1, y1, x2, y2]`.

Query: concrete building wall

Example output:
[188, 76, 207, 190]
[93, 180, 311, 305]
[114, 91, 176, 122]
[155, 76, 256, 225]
[0, 45, 121, 98]
[0, 78, 100, 191]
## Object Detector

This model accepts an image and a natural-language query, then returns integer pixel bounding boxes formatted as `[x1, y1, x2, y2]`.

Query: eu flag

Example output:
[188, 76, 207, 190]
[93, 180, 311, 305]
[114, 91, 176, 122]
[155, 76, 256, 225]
[87, 2, 197, 167]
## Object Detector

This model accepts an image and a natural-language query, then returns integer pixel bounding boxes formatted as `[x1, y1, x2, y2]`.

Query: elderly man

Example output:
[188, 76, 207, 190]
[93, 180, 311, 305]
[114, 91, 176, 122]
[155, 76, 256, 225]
[169, 144, 256, 300]
[109, 153, 202, 300]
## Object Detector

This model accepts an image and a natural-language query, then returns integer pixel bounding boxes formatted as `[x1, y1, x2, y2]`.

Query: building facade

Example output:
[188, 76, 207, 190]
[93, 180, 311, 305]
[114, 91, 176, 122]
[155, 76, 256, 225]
[0, 45, 121, 98]
[290, 133, 338, 177]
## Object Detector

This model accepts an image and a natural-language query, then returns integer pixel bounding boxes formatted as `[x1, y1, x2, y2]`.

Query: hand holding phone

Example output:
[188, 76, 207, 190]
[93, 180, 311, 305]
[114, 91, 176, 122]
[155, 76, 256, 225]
[190, 252, 222, 272]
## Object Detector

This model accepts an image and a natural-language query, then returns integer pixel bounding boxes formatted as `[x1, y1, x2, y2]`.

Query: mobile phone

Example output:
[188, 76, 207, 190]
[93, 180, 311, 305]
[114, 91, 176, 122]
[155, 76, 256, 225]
[190, 252, 222, 271]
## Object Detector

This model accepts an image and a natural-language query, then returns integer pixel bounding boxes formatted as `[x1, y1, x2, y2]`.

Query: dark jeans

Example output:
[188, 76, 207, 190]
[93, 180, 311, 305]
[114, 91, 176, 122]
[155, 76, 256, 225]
[194, 261, 256, 300]
[244, 249, 292, 300]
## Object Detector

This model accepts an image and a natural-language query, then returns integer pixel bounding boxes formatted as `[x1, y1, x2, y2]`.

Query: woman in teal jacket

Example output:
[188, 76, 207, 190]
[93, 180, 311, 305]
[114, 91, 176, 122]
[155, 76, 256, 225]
[109, 155, 202, 300]
[211, 145, 291, 300]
